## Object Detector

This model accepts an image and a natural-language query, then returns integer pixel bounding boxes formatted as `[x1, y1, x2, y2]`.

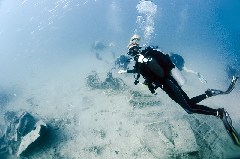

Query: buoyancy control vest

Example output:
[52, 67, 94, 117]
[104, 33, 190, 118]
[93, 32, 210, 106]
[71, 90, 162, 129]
[139, 47, 175, 81]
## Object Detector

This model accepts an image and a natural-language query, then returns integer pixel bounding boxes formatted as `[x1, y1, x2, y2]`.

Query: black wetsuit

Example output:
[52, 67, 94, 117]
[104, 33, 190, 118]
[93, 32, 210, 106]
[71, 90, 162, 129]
[127, 48, 218, 116]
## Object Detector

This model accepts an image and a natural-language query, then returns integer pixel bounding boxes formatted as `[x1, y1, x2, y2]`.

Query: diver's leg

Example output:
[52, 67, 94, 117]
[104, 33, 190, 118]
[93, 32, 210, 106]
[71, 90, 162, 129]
[163, 78, 218, 116]
[187, 104, 219, 116]
[163, 78, 240, 145]
[190, 94, 208, 104]
[190, 90, 225, 104]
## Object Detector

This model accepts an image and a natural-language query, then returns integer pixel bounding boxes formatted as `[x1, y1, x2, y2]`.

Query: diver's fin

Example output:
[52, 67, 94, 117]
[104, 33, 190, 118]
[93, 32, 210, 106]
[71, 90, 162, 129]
[230, 127, 240, 146]
[224, 76, 239, 94]
[221, 111, 240, 146]
[206, 76, 239, 96]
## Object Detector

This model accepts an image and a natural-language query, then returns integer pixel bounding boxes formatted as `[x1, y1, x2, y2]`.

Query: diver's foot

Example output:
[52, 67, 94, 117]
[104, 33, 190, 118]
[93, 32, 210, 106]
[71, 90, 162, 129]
[217, 108, 232, 124]
[217, 108, 233, 132]
[205, 89, 222, 97]
[216, 108, 225, 119]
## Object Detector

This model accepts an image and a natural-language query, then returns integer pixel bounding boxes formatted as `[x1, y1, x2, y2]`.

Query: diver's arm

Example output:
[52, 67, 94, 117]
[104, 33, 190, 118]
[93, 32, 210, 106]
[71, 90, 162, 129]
[118, 68, 137, 74]
[183, 66, 198, 75]
[183, 66, 207, 83]
[118, 70, 127, 74]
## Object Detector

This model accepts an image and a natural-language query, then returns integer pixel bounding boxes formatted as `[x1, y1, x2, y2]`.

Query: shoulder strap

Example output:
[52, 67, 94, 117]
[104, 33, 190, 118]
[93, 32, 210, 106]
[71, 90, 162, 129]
[134, 73, 140, 85]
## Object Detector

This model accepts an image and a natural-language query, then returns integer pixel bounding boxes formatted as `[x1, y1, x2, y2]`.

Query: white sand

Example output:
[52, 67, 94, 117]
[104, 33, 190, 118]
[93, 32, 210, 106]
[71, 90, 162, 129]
[1, 51, 240, 158]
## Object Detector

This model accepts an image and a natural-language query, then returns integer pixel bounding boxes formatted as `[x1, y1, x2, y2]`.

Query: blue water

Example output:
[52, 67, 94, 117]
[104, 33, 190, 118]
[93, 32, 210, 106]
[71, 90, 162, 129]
[0, 0, 239, 84]
[0, 0, 239, 158]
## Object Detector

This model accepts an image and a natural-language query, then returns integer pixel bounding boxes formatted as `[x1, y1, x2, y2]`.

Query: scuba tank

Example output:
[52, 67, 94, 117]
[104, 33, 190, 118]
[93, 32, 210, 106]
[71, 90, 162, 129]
[170, 67, 186, 87]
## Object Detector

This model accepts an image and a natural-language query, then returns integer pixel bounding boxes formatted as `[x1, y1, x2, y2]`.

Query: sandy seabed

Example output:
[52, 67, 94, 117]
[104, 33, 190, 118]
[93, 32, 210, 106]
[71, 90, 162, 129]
[1, 53, 240, 159]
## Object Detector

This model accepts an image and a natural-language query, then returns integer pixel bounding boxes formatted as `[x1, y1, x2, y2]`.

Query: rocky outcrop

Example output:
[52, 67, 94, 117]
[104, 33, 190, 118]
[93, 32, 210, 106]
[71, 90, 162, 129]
[0, 111, 47, 157]
[86, 71, 126, 94]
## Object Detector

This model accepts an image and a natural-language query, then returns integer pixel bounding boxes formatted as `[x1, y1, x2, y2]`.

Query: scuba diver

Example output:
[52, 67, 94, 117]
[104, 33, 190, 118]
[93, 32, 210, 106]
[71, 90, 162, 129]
[115, 54, 131, 70]
[118, 34, 240, 145]
[91, 41, 116, 61]
[169, 52, 207, 84]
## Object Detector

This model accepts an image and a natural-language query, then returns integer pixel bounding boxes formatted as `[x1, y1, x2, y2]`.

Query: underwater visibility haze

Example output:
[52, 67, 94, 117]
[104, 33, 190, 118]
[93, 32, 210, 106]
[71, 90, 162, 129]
[0, 0, 240, 158]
